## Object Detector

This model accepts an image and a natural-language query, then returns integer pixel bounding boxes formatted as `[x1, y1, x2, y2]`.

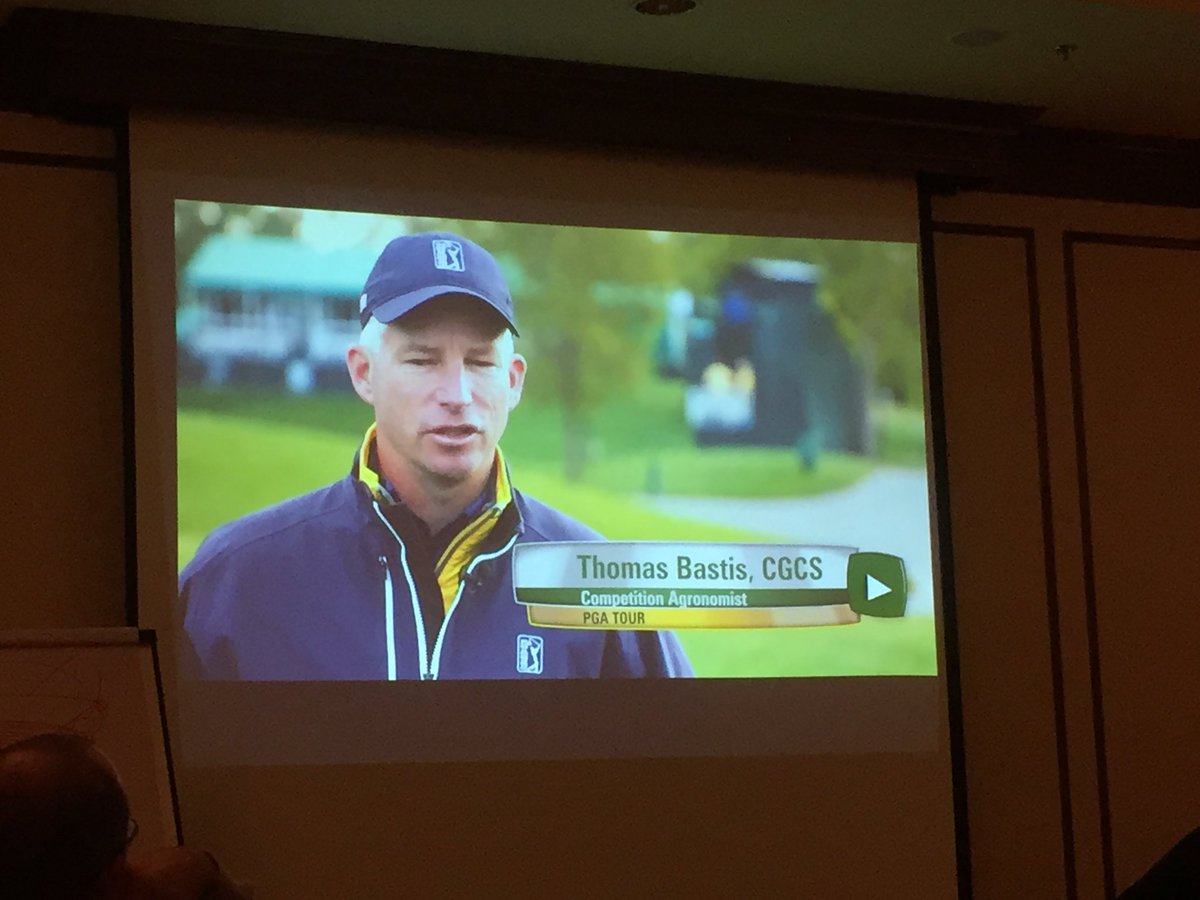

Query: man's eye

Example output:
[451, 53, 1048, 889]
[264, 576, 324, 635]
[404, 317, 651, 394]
[405, 358, 436, 366]
[468, 357, 498, 368]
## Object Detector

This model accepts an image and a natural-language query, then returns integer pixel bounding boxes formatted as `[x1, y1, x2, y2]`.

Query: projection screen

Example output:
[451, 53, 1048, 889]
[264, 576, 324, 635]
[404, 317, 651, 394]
[130, 112, 960, 899]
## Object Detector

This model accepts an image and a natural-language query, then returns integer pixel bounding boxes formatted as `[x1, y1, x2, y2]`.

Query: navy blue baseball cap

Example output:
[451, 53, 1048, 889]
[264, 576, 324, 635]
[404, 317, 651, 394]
[359, 231, 518, 334]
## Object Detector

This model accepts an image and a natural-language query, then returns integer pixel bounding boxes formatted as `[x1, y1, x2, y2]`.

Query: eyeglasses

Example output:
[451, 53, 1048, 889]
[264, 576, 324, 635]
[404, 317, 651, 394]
[125, 816, 139, 849]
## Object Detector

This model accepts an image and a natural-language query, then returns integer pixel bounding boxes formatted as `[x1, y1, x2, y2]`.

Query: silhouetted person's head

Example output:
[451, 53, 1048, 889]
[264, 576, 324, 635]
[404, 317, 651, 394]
[0, 732, 132, 900]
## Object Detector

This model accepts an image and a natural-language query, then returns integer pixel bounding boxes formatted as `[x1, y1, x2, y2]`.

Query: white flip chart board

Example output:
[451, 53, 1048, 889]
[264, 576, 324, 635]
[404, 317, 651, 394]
[0, 628, 180, 849]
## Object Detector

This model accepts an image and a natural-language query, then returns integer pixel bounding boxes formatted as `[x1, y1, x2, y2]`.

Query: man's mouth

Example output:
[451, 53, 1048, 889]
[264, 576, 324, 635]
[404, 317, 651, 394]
[427, 425, 480, 445]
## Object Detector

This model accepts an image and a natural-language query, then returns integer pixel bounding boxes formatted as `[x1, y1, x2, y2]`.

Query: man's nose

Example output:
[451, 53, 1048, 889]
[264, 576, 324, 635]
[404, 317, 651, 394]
[436, 363, 473, 406]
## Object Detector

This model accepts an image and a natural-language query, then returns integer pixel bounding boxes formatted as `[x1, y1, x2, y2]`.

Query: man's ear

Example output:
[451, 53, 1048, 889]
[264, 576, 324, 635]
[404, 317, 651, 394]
[347, 345, 374, 404]
[507, 353, 527, 411]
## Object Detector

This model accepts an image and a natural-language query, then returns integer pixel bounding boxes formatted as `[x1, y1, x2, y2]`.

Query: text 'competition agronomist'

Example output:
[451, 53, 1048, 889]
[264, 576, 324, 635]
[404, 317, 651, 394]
[180, 232, 693, 680]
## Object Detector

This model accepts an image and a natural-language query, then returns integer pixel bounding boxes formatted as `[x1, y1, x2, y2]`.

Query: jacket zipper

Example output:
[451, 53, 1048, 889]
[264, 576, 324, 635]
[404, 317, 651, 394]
[373, 503, 433, 680]
[428, 534, 520, 680]
[377, 556, 398, 681]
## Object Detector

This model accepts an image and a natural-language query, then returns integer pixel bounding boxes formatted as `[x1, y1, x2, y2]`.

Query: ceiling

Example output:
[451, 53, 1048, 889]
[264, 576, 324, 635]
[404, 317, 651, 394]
[2, 0, 1199, 140]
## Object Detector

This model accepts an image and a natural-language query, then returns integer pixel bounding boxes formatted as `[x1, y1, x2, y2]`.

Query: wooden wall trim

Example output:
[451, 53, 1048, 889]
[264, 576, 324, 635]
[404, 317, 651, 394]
[0, 8, 1026, 177]
[3, 7, 1200, 205]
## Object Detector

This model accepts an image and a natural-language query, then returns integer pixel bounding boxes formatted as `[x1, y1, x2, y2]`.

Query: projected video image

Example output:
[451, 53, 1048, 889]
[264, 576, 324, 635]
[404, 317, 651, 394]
[175, 201, 936, 681]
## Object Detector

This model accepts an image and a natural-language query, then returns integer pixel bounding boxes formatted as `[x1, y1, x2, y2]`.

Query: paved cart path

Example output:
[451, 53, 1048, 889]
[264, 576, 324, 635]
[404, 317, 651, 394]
[640, 467, 936, 615]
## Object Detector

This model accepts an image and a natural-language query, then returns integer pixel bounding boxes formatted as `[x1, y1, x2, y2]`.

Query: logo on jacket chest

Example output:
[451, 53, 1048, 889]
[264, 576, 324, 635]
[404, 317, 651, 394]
[516, 634, 544, 674]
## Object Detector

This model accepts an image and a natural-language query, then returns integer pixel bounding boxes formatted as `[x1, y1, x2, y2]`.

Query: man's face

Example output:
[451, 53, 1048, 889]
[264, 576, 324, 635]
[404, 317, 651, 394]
[348, 298, 525, 497]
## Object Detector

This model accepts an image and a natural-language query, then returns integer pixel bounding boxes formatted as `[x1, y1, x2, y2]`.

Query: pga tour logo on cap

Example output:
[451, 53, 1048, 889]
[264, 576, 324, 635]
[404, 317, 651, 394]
[432, 239, 465, 272]
[358, 231, 518, 334]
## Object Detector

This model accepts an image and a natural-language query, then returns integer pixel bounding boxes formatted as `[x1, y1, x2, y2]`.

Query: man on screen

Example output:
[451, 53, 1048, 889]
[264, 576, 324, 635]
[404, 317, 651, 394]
[179, 231, 693, 681]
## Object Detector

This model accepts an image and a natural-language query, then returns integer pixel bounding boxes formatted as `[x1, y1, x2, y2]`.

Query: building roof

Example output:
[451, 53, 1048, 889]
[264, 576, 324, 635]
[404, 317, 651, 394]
[184, 234, 381, 296]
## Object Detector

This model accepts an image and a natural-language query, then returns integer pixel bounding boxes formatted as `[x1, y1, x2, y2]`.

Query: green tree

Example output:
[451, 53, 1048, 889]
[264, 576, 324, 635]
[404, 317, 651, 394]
[659, 232, 923, 406]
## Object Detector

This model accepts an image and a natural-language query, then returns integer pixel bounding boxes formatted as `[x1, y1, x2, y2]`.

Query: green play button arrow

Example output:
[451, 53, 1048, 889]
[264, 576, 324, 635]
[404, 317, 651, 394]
[848, 552, 908, 617]
[866, 574, 891, 602]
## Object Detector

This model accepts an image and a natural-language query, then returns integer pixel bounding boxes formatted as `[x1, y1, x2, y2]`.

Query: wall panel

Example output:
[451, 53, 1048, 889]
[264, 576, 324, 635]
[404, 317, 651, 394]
[1067, 236, 1200, 893]
[932, 227, 1069, 898]
[0, 109, 115, 158]
[932, 192, 1200, 898]
[0, 114, 123, 628]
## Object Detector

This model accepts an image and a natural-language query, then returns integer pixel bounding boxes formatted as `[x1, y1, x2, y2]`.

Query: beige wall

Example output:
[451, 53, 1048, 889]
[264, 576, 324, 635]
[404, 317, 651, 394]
[933, 227, 1070, 897]
[4, 109, 1198, 898]
[932, 193, 1200, 897]
[0, 111, 125, 628]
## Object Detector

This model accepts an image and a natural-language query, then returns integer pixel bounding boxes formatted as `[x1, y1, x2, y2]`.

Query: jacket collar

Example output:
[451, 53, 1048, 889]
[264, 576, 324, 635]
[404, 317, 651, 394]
[351, 422, 515, 516]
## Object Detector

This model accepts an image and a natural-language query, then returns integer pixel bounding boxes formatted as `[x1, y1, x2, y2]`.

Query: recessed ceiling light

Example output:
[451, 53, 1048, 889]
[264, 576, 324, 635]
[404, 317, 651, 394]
[634, 0, 697, 15]
[951, 28, 1009, 48]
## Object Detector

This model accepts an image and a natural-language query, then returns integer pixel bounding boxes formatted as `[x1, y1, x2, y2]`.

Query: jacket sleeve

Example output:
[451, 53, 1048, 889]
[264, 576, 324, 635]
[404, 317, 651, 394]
[179, 560, 241, 680]
[600, 630, 694, 678]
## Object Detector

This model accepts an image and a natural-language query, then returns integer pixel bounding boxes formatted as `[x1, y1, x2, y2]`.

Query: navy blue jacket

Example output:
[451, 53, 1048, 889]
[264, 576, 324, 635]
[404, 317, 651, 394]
[180, 474, 693, 680]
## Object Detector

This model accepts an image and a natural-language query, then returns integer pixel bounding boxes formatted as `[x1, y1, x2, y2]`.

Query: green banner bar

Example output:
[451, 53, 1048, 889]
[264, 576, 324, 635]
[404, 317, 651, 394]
[515, 587, 850, 609]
